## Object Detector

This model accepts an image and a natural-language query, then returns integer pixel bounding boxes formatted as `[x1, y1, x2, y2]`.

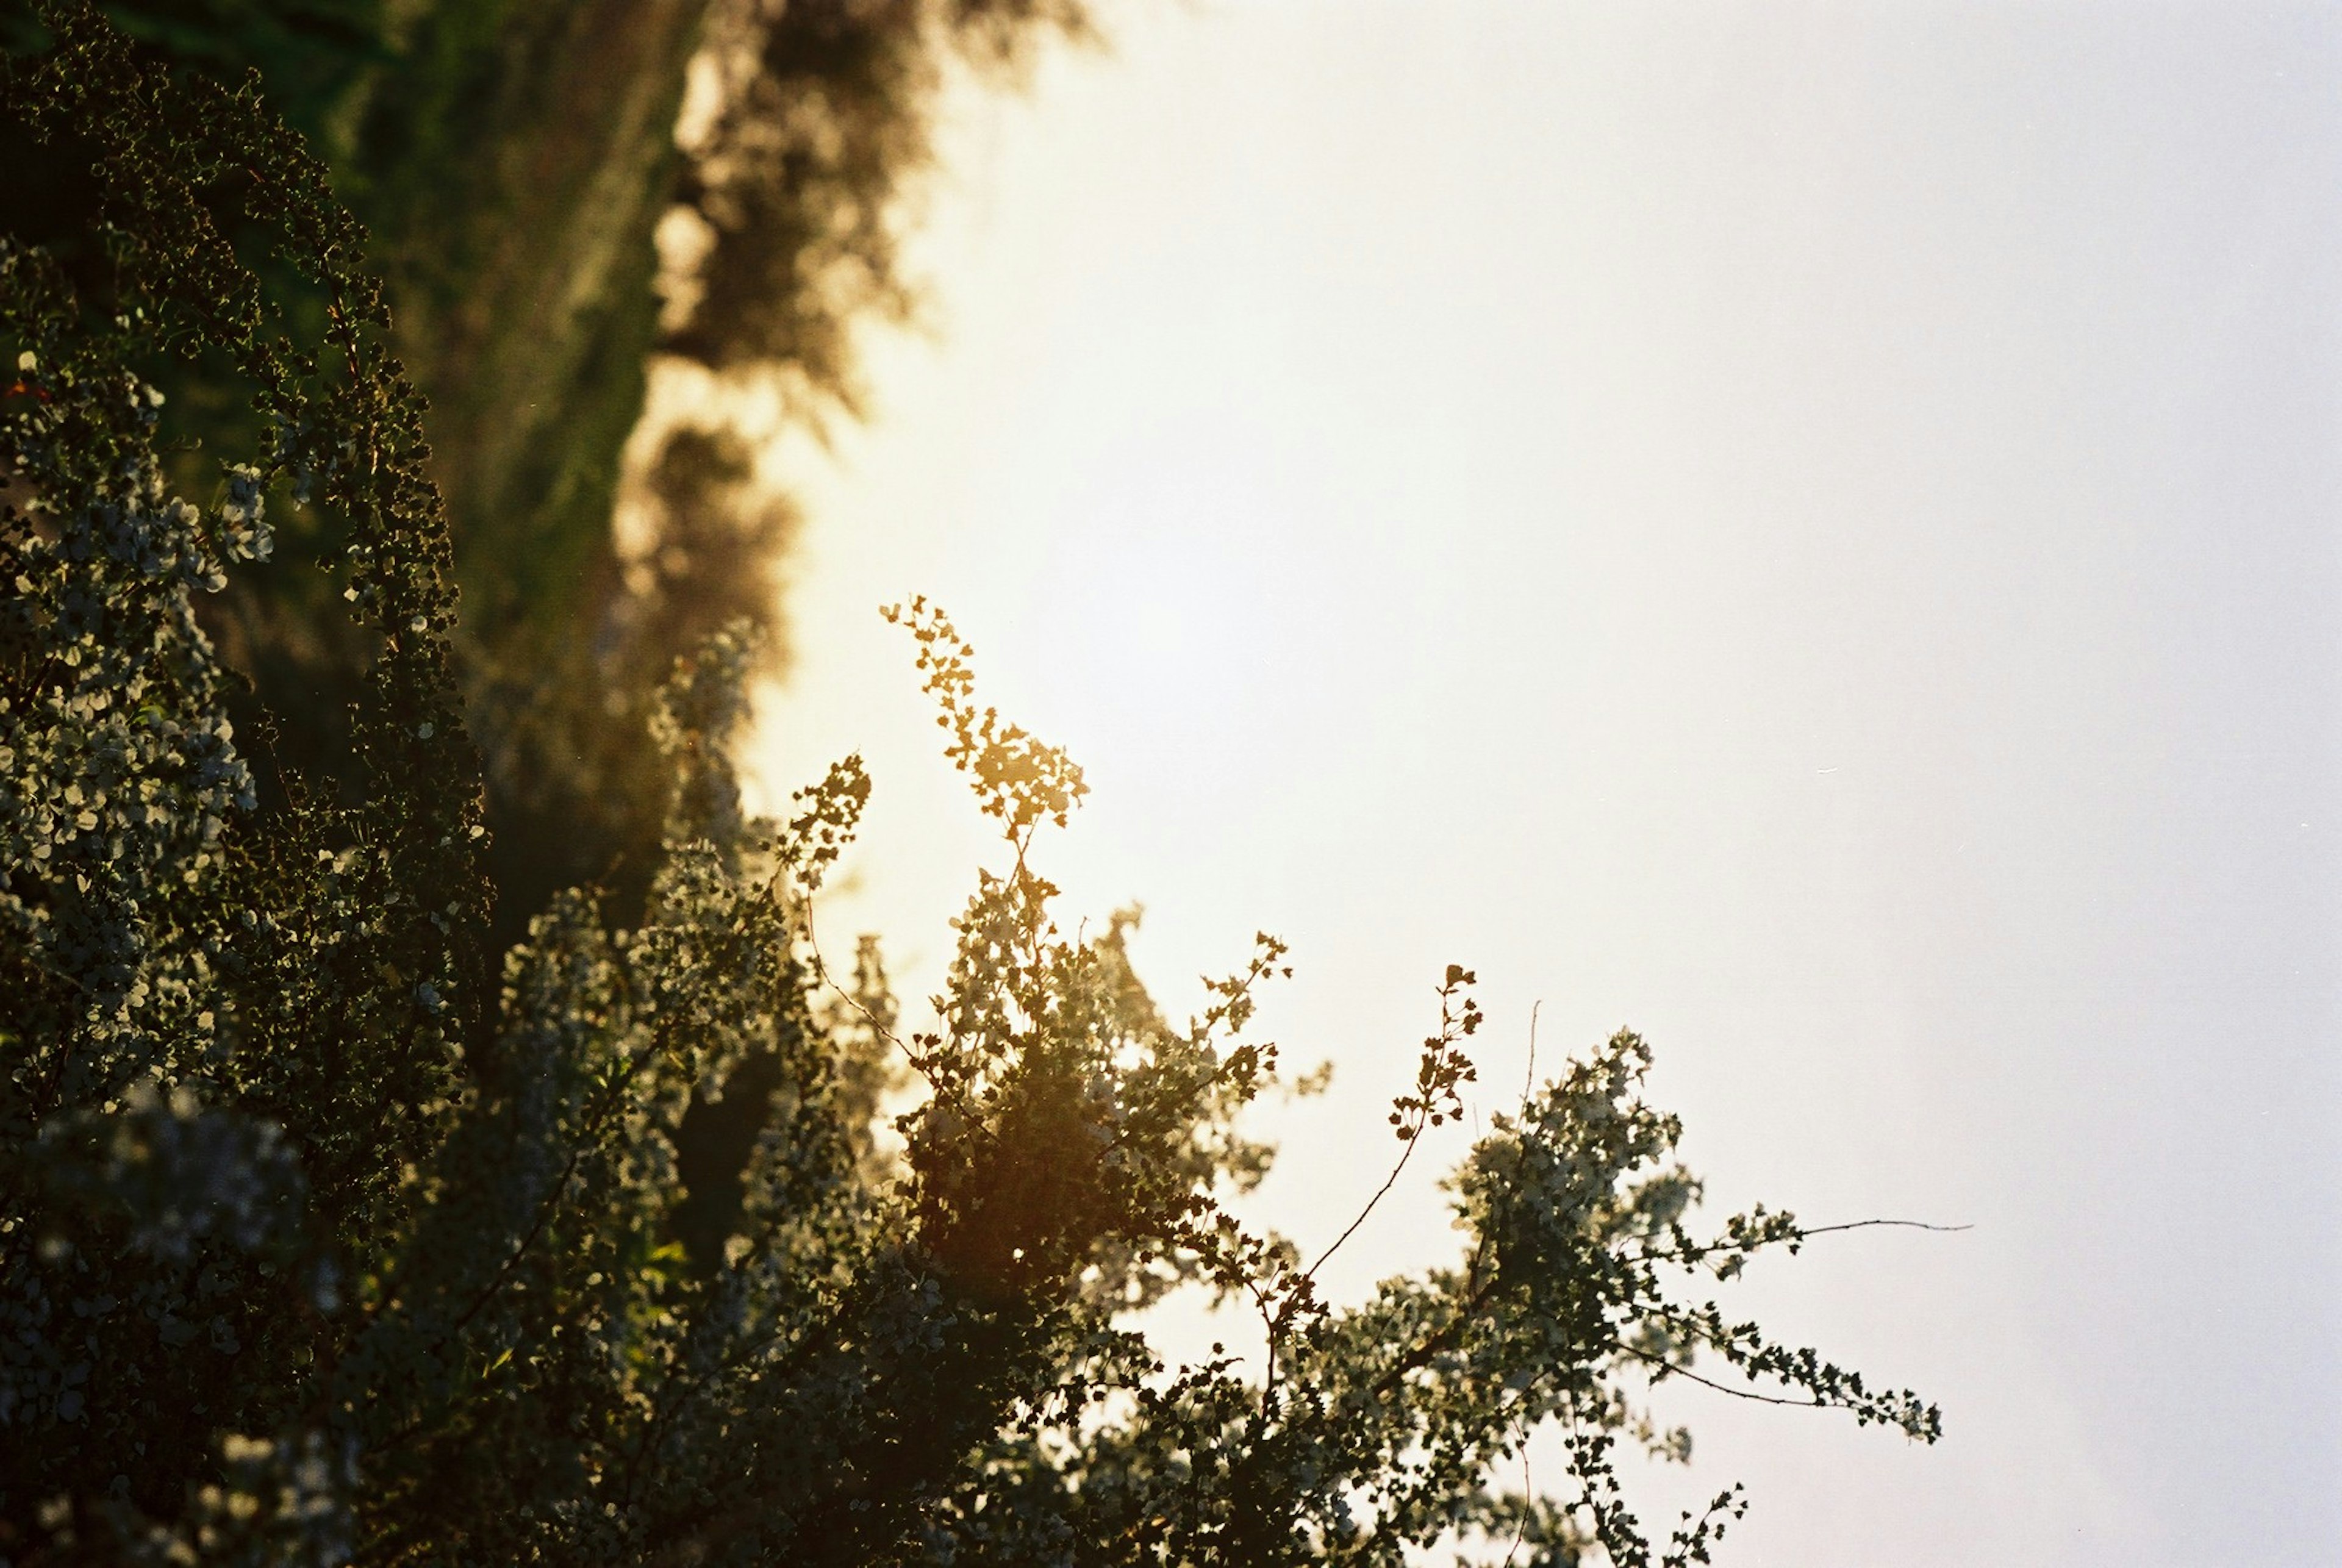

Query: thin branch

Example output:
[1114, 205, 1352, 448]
[1522, 999, 1540, 1106]
[1606, 1339, 1835, 1412]
[795, 887, 917, 1067]
[1628, 1215, 1971, 1273]
[1305, 1120, 1425, 1283]
[1794, 1218, 1972, 1239]
[1501, 1437, 1533, 1568]
[1308, 989, 1472, 1284]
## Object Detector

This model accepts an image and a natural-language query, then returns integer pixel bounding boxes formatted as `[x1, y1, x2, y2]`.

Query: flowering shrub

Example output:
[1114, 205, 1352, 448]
[0, 7, 1935, 1564]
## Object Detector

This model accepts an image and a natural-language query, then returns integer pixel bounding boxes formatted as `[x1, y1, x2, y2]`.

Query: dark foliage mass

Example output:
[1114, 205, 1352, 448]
[0, 0, 1086, 937]
[1, 5, 1938, 1564]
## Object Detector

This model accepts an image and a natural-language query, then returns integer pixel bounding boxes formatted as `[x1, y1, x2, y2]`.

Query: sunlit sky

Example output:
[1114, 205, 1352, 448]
[742, 4, 2341, 1563]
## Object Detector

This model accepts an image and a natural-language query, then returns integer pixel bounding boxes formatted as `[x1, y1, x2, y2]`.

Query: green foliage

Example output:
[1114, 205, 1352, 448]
[1, 0, 1094, 942]
[1, 7, 1938, 1564]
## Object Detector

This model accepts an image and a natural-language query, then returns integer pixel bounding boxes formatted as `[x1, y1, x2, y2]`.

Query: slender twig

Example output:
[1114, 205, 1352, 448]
[793, 885, 917, 1067]
[1605, 1339, 1835, 1411]
[1500, 1419, 1534, 1568]
[1522, 1000, 1540, 1106]
[1304, 1125, 1424, 1284]
[1793, 1217, 1972, 1238]
[1627, 1215, 1970, 1273]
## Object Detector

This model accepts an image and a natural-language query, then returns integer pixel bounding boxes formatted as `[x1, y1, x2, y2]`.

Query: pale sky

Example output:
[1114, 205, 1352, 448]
[745, 4, 2342, 1563]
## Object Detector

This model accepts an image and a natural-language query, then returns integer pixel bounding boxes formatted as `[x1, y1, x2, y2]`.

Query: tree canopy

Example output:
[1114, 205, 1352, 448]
[0, 5, 1937, 1563]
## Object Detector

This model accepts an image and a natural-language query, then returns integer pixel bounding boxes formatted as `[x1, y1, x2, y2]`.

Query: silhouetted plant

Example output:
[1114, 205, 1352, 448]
[0, 9, 1937, 1564]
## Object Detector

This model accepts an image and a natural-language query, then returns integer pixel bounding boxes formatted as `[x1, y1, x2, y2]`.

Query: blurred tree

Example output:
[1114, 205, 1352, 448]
[0, 0, 1090, 936]
[482, 0, 1096, 932]
[1, 12, 1940, 1564]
